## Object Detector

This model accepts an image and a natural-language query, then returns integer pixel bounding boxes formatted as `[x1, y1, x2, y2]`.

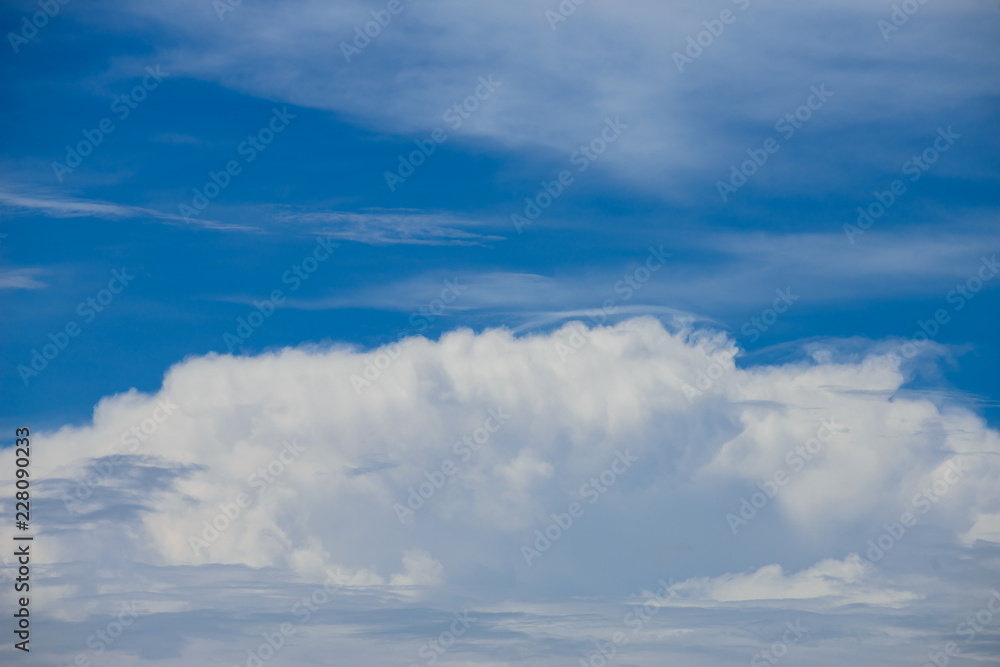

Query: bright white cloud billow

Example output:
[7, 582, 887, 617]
[2, 317, 999, 665]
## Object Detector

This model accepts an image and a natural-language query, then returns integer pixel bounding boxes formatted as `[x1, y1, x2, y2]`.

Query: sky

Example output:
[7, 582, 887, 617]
[0, 0, 999, 665]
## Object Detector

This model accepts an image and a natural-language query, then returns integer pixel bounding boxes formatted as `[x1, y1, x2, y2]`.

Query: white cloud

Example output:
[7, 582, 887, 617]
[0, 189, 250, 230]
[389, 548, 444, 587]
[265, 229, 1000, 317]
[4, 316, 999, 663]
[667, 555, 920, 607]
[0, 268, 47, 289]
[962, 511, 1000, 545]
[13, 317, 999, 570]
[272, 209, 505, 246]
[94, 0, 998, 195]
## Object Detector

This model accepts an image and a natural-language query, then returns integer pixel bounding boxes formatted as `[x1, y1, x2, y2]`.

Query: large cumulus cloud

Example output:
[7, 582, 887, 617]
[3, 317, 999, 664]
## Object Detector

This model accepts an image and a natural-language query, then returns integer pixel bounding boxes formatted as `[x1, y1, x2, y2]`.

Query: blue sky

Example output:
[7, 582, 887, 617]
[1, 1, 999, 665]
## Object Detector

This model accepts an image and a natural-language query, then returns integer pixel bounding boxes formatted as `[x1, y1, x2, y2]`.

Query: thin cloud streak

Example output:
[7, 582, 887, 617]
[0, 189, 253, 231]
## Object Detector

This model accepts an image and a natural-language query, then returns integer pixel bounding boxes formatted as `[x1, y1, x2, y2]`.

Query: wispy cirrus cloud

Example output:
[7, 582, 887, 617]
[248, 227, 998, 320]
[0, 189, 252, 230]
[95, 0, 999, 198]
[0, 189, 502, 243]
[273, 209, 505, 246]
[0, 267, 47, 290]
